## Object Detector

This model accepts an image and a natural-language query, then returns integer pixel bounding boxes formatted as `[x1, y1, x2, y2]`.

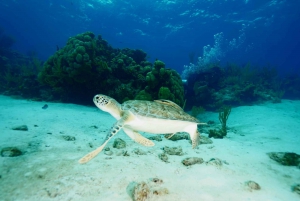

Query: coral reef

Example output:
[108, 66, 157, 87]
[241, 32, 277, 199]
[1, 29, 300, 110]
[191, 105, 205, 117]
[38, 32, 184, 105]
[282, 74, 300, 99]
[143, 60, 184, 106]
[0, 28, 42, 97]
[0, 30, 184, 106]
[0, 50, 42, 98]
[183, 62, 291, 110]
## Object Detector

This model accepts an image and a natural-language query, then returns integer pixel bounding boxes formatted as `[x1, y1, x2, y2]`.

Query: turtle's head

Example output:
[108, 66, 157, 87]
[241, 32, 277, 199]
[93, 94, 122, 120]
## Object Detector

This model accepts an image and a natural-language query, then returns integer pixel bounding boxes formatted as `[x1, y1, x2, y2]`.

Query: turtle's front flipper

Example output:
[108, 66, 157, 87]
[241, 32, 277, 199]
[78, 120, 123, 164]
[123, 127, 155, 147]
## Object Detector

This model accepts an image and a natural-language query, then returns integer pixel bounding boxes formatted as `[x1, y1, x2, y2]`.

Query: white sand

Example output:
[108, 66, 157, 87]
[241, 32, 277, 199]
[0, 95, 299, 201]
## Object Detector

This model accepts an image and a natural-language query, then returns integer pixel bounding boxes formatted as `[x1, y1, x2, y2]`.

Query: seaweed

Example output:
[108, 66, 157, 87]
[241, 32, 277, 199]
[208, 106, 231, 138]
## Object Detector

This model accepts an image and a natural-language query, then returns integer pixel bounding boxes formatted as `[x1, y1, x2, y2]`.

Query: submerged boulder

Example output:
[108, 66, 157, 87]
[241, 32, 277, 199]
[1, 147, 22, 157]
[267, 152, 300, 167]
[12, 125, 28, 131]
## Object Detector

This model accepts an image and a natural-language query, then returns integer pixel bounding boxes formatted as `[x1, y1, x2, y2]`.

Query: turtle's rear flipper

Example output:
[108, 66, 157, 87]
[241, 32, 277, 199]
[123, 127, 155, 147]
[185, 124, 199, 149]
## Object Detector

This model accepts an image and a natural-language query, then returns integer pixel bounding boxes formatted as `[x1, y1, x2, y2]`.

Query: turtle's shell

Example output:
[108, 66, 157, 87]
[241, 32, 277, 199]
[121, 100, 199, 123]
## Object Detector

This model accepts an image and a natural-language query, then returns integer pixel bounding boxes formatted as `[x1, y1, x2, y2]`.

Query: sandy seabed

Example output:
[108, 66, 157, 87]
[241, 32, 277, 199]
[0, 95, 299, 201]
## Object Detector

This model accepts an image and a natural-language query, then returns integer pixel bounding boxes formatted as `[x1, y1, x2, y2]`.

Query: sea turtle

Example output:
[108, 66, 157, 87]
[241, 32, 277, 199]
[79, 94, 205, 164]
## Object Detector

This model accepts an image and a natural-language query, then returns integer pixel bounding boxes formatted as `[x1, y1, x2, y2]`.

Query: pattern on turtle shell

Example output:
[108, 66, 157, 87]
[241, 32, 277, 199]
[121, 100, 199, 122]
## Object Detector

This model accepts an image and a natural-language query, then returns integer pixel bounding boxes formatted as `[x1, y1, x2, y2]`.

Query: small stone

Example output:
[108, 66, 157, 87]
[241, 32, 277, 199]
[1, 147, 22, 157]
[208, 129, 225, 139]
[133, 148, 147, 155]
[104, 150, 113, 156]
[292, 184, 300, 195]
[104, 147, 110, 151]
[223, 160, 229, 165]
[182, 157, 204, 166]
[163, 146, 183, 156]
[62, 135, 76, 141]
[123, 150, 130, 156]
[113, 138, 126, 149]
[245, 180, 261, 191]
[116, 150, 129, 156]
[158, 153, 169, 163]
[199, 135, 213, 144]
[12, 125, 28, 131]
[132, 182, 151, 201]
[206, 158, 223, 168]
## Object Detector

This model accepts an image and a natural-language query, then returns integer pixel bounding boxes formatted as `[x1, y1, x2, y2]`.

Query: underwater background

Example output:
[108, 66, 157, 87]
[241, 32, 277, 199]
[1, 1, 300, 201]
[1, 0, 300, 108]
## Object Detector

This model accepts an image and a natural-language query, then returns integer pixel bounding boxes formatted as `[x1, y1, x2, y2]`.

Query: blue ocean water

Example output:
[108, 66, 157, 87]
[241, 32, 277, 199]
[0, 0, 299, 75]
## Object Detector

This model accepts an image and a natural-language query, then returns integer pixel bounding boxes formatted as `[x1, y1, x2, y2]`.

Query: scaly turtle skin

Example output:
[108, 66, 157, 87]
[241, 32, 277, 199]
[79, 94, 205, 164]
